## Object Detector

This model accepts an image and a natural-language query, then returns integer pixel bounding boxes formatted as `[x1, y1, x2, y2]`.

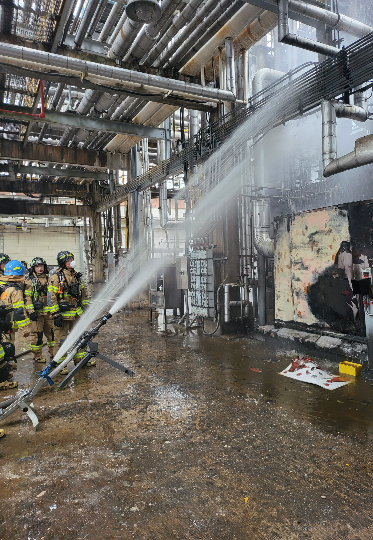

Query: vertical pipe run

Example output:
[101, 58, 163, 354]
[224, 284, 230, 323]
[225, 37, 236, 95]
[321, 100, 337, 171]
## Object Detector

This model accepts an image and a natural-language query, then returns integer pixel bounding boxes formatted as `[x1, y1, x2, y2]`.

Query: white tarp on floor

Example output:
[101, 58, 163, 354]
[280, 357, 351, 390]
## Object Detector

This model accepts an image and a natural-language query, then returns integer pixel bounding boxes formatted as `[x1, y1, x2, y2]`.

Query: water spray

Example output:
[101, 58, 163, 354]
[0, 311, 134, 428]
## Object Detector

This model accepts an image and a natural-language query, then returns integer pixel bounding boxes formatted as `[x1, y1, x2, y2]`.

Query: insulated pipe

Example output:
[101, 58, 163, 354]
[107, 11, 127, 46]
[321, 100, 336, 171]
[108, 17, 143, 59]
[87, 0, 108, 38]
[98, 1, 123, 42]
[225, 38, 236, 95]
[173, 0, 246, 72]
[252, 68, 285, 102]
[202, 11, 278, 81]
[157, 0, 222, 68]
[354, 86, 368, 111]
[74, 0, 99, 49]
[0, 43, 236, 102]
[242, 0, 373, 37]
[124, 0, 184, 62]
[224, 284, 230, 323]
[166, 0, 242, 69]
[144, 0, 205, 67]
[333, 102, 368, 122]
[324, 135, 373, 178]
[278, 0, 339, 57]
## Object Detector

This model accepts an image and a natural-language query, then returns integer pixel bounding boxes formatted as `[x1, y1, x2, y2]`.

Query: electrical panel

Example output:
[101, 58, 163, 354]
[189, 248, 214, 318]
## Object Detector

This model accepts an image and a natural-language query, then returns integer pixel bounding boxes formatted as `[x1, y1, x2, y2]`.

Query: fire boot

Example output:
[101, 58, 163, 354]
[34, 357, 47, 364]
[0, 429, 4, 438]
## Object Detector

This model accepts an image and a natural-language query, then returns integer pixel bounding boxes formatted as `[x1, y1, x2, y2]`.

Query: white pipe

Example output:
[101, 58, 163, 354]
[0, 42, 236, 103]
[321, 100, 336, 171]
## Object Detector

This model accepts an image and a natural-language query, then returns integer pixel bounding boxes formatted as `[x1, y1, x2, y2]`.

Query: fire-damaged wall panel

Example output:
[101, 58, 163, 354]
[275, 207, 351, 330]
[189, 249, 214, 318]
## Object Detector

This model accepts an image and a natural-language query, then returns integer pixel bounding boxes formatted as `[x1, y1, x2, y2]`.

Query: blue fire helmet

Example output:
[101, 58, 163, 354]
[4, 260, 25, 276]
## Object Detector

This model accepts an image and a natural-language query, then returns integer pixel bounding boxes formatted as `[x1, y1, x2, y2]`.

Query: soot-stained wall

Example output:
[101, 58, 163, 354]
[274, 202, 373, 336]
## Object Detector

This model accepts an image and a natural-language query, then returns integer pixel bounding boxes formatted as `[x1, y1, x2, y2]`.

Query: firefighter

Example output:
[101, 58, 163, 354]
[0, 260, 31, 390]
[24, 257, 55, 364]
[47, 251, 91, 374]
[0, 254, 10, 276]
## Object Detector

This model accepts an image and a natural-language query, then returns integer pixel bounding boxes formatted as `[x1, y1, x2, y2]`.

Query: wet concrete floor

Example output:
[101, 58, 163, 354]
[1, 310, 373, 539]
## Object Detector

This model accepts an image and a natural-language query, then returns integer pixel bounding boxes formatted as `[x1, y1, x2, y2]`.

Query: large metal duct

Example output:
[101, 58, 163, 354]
[179, 3, 263, 76]
[108, 16, 143, 59]
[144, 0, 205, 67]
[124, 0, 184, 62]
[202, 11, 278, 81]
[165, 0, 242, 69]
[0, 43, 236, 103]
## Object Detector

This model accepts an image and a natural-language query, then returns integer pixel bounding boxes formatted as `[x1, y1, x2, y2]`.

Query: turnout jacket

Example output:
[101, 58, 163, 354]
[0, 275, 30, 330]
[24, 272, 50, 316]
[47, 268, 89, 321]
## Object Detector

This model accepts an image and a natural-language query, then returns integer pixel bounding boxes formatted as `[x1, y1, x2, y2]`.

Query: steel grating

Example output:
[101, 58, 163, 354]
[97, 30, 373, 213]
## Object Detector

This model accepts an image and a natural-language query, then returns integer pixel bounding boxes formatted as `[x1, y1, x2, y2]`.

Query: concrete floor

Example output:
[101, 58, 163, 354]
[1, 310, 373, 539]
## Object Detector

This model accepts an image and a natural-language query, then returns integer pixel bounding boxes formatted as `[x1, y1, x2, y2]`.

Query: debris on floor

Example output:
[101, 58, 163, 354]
[280, 356, 351, 390]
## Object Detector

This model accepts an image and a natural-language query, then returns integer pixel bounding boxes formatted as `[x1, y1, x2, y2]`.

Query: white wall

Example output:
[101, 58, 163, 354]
[0, 225, 82, 271]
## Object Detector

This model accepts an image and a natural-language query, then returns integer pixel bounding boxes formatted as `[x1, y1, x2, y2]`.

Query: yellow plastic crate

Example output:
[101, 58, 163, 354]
[339, 361, 363, 377]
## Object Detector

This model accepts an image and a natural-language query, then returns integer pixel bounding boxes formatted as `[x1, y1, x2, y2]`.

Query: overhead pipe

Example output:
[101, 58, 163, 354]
[107, 12, 128, 46]
[87, 0, 108, 38]
[242, 0, 373, 38]
[278, 0, 339, 57]
[180, 4, 262, 75]
[144, 0, 205, 67]
[124, 0, 184, 63]
[201, 11, 278, 81]
[156, 0, 221, 68]
[173, 0, 247, 72]
[74, 0, 99, 49]
[98, 2, 123, 42]
[165, 0, 242, 69]
[0, 42, 236, 103]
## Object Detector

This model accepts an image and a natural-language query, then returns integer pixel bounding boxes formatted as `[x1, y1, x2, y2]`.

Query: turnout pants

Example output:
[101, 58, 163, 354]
[53, 318, 86, 364]
[30, 314, 55, 360]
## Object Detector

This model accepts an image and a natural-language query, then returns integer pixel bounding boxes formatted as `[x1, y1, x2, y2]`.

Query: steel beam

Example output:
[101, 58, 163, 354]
[0, 199, 93, 217]
[0, 63, 215, 113]
[0, 178, 90, 197]
[0, 165, 108, 181]
[0, 106, 167, 139]
[0, 139, 129, 170]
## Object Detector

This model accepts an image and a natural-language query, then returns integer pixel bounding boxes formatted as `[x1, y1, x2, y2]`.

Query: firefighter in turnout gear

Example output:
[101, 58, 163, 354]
[0, 254, 10, 277]
[48, 251, 92, 374]
[0, 260, 31, 391]
[24, 257, 55, 363]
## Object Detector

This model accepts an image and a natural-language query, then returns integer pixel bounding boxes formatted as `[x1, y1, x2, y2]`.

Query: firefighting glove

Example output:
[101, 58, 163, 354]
[53, 314, 63, 328]
[28, 312, 38, 322]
